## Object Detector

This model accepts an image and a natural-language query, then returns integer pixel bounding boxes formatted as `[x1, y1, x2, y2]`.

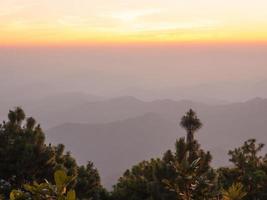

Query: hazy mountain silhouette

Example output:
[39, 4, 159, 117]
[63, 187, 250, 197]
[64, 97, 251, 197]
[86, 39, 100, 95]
[0, 92, 104, 127]
[45, 97, 267, 188]
[1, 96, 203, 128]
[47, 113, 178, 188]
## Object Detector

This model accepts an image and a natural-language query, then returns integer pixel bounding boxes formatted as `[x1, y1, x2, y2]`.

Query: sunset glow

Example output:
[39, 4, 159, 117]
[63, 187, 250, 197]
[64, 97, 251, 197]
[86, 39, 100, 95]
[1, 0, 267, 46]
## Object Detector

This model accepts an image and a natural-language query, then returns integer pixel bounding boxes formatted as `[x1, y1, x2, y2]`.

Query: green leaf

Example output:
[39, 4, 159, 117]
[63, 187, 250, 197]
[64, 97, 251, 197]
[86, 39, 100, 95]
[55, 170, 67, 188]
[9, 191, 16, 200]
[67, 190, 76, 200]
[10, 190, 23, 200]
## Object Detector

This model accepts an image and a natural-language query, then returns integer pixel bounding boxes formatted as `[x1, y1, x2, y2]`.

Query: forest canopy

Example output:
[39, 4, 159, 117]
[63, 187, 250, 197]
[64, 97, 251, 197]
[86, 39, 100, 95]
[0, 107, 266, 200]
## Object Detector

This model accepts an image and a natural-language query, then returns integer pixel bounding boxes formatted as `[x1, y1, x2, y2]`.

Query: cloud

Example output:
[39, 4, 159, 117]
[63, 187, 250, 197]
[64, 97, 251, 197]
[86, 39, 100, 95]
[139, 19, 221, 32]
[0, 5, 26, 17]
[57, 16, 89, 27]
[103, 8, 162, 22]
[0, 2, 39, 17]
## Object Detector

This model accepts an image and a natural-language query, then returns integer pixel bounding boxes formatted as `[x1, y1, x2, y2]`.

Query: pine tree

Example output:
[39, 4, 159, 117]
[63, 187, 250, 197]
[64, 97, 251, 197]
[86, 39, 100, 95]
[0, 107, 57, 186]
[218, 139, 267, 200]
[75, 162, 108, 200]
[112, 109, 218, 200]
[180, 109, 202, 163]
[0, 108, 84, 195]
[0, 108, 107, 200]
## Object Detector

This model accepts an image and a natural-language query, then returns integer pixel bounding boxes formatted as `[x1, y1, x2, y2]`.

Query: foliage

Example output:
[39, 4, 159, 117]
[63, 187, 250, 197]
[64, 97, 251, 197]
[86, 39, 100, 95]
[2, 107, 267, 200]
[75, 162, 109, 200]
[221, 183, 247, 200]
[0, 108, 78, 188]
[162, 140, 217, 199]
[112, 109, 218, 200]
[10, 170, 76, 200]
[180, 109, 202, 145]
[218, 139, 267, 200]
[112, 158, 172, 200]
[0, 108, 105, 200]
[0, 107, 55, 186]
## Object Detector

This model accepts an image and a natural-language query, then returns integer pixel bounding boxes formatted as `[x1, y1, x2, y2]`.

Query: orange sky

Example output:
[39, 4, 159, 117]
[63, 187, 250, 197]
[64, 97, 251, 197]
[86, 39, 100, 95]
[1, 0, 267, 46]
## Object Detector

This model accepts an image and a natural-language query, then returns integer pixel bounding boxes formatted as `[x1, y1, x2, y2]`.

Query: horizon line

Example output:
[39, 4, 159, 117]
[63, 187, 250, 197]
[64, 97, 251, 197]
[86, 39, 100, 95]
[2, 40, 267, 48]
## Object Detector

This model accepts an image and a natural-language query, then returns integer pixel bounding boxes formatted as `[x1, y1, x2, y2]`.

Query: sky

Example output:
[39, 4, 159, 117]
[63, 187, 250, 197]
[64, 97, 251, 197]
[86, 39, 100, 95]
[1, 0, 267, 45]
[1, 44, 267, 102]
[1, 0, 267, 103]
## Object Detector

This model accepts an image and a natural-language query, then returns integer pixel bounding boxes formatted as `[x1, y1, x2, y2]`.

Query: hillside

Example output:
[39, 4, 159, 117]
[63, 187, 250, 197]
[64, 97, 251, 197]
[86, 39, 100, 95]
[46, 97, 267, 188]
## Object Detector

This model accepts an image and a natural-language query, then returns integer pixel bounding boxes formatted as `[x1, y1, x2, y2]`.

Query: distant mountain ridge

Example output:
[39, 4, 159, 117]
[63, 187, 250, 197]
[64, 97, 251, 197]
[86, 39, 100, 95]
[45, 97, 267, 188]
[19, 95, 207, 128]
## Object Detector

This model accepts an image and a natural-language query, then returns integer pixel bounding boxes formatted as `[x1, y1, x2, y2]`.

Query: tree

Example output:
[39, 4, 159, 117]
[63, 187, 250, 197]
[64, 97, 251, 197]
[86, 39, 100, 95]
[112, 109, 217, 200]
[163, 137, 217, 200]
[180, 109, 202, 163]
[218, 139, 267, 200]
[180, 109, 202, 144]
[0, 107, 57, 186]
[163, 158, 201, 200]
[55, 148, 78, 188]
[75, 162, 108, 200]
[0, 108, 80, 187]
[163, 110, 217, 200]
[0, 108, 103, 200]
[112, 157, 183, 200]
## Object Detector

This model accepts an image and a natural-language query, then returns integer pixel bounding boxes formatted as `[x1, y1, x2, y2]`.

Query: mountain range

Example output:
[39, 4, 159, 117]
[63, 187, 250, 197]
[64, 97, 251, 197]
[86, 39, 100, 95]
[24, 95, 266, 188]
[1, 92, 267, 188]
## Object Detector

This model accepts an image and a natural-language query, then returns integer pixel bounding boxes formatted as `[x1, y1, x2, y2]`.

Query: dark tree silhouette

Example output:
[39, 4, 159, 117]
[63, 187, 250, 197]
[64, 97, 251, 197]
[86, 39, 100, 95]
[218, 139, 267, 200]
[0, 107, 56, 186]
[180, 109, 202, 144]
[0, 107, 105, 200]
[112, 109, 217, 200]
[76, 162, 108, 200]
